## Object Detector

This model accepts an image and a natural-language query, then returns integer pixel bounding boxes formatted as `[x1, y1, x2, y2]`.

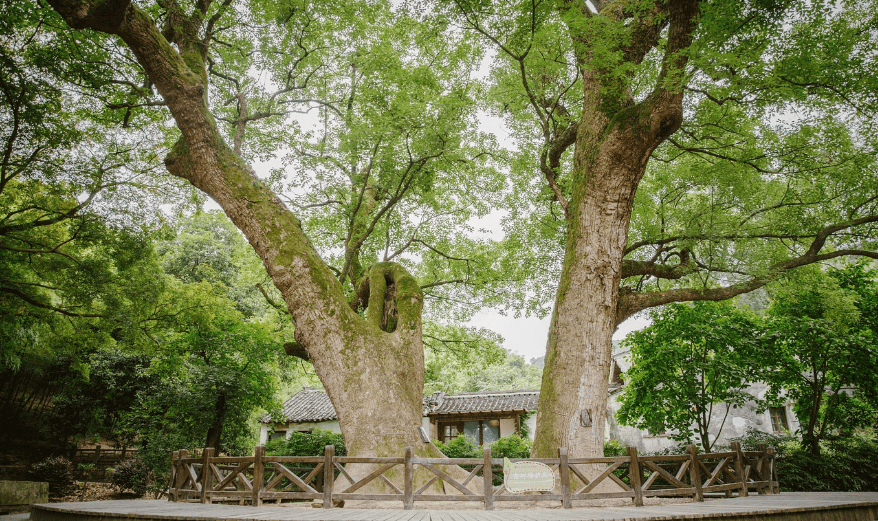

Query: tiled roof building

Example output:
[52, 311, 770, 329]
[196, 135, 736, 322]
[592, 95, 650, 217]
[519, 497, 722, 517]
[260, 387, 539, 445]
[425, 390, 539, 416]
[266, 388, 539, 424]
[265, 387, 337, 424]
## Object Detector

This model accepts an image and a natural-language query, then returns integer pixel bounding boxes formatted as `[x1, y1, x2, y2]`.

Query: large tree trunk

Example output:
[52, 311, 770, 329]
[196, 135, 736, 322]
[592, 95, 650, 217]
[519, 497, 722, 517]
[44, 0, 438, 473]
[532, 0, 699, 460]
[532, 162, 638, 463]
[531, 110, 652, 479]
[531, 102, 683, 461]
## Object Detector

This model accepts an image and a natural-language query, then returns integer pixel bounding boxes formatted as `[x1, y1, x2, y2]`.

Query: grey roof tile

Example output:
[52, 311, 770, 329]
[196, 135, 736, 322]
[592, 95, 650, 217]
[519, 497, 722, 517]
[264, 388, 540, 424]
[428, 390, 539, 415]
[266, 387, 337, 423]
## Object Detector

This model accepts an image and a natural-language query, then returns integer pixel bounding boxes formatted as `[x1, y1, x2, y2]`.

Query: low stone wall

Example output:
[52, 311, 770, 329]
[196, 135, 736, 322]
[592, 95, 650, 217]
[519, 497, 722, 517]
[1, 480, 49, 512]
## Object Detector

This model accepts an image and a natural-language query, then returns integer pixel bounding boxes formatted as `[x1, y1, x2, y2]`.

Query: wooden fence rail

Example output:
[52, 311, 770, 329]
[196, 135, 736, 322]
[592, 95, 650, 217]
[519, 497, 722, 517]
[167, 441, 778, 511]
[69, 446, 138, 466]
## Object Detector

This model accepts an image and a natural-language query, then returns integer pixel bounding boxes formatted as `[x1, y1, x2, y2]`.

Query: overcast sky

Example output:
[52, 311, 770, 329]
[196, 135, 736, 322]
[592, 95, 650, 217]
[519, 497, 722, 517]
[467, 310, 650, 362]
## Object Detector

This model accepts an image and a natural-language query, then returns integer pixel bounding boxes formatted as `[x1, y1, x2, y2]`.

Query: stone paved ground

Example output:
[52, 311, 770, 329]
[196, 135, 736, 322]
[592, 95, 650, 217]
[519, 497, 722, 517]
[27, 492, 878, 521]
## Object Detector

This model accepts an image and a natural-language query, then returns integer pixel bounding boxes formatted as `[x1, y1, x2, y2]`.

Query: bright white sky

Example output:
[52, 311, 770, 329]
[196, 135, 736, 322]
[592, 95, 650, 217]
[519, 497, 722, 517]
[468, 311, 650, 362]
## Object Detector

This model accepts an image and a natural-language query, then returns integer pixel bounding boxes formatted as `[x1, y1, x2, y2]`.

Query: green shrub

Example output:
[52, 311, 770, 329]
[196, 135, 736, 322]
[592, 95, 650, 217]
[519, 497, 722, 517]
[730, 428, 797, 456]
[732, 428, 878, 492]
[777, 433, 878, 492]
[29, 456, 75, 497]
[603, 439, 627, 457]
[135, 431, 190, 498]
[491, 435, 531, 459]
[434, 434, 531, 459]
[265, 429, 346, 457]
[112, 458, 152, 496]
[432, 434, 479, 458]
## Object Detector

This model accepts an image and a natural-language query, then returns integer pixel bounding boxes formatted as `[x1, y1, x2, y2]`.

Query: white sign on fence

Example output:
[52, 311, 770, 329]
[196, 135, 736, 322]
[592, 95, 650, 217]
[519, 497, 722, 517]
[502, 457, 556, 493]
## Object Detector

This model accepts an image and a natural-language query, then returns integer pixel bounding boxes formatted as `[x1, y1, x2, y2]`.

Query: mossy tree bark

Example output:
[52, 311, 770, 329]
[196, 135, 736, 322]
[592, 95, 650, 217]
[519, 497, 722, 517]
[530, 0, 701, 461]
[44, 0, 441, 468]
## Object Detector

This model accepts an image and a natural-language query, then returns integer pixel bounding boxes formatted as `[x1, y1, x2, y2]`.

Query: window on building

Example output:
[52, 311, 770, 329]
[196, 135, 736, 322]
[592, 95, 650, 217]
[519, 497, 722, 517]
[439, 419, 501, 445]
[439, 422, 462, 443]
[769, 407, 789, 433]
[269, 430, 287, 441]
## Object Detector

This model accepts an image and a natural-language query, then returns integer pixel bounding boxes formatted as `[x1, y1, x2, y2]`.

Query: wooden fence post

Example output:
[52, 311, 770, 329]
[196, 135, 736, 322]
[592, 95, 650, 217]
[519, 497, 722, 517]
[687, 445, 703, 502]
[767, 446, 778, 494]
[252, 445, 264, 507]
[169, 451, 179, 502]
[559, 447, 571, 509]
[482, 446, 494, 511]
[323, 445, 334, 509]
[404, 446, 414, 510]
[200, 448, 214, 504]
[93, 445, 102, 466]
[731, 442, 748, 497]
[627, 446, 643, 507]
[756, 443, 768, 495]
[177, 449, 189, 502]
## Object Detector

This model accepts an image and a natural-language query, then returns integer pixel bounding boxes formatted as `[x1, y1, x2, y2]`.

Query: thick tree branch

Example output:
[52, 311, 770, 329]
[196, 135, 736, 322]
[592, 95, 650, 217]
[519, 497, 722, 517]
[621, 3, 668, 66]
[621, 249, 695, 279]
[47, 0, 361, 354]
[539, 118, 577, 215]
[617, 244, 878, 325]
[283, 340, 310, 361]
[0, 285, 103, 318]
[255, 282, 289, 314]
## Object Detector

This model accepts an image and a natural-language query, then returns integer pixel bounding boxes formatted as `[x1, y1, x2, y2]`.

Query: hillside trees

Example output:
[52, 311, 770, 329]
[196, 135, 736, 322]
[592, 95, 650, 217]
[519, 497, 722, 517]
[446, 0, 878, 458]
[1, 4, 294, 456]
[38, 0, 510, 472]
[3, 210, 295, 459]
[423, 324, 542, 394]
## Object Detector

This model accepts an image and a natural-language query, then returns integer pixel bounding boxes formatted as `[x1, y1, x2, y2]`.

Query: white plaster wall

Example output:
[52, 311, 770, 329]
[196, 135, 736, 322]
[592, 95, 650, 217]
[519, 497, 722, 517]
[606, 380, 802, 453]
[524, 414, 537, 441]
[421, 417, 434, 440]
[499, 418, 516, 438]
[291, 420, 341, 433]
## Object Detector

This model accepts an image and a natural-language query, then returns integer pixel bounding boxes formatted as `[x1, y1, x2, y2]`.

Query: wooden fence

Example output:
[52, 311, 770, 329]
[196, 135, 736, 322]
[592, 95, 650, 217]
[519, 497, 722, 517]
[167, 441, 778, 511]
[70, 446, 138, 467]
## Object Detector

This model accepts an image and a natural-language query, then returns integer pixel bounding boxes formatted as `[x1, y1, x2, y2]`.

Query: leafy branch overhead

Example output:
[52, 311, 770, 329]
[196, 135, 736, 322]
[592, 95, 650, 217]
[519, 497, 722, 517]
[467, 0, 878, 324]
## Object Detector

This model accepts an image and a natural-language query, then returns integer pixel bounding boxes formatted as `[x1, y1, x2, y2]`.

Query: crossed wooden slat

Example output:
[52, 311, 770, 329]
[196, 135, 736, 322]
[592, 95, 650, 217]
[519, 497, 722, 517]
[211, 461, 251, 492]
[699, 455, 745, 493]
[185, 463, 201, 492]
[264, 462, 320, 494]
[569, 461, 631, 495]
[642, 460, 689, 490]
[339, 463, 402, 495]
[333, 462, 402, 495]
[420, 463, 478, 496]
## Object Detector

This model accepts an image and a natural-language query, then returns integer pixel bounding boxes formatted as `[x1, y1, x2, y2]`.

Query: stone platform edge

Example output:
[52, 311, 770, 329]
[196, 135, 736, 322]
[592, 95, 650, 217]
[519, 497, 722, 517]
[27, 494, 878, 521]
